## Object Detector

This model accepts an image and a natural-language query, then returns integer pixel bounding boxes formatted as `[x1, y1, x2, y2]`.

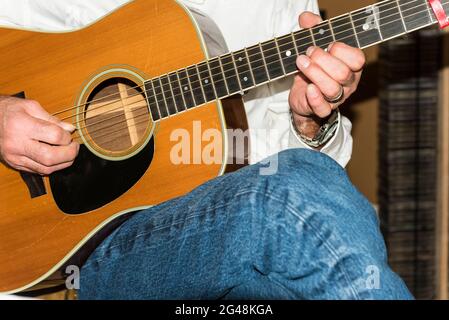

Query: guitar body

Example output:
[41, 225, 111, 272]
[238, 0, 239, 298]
[0, 0, 248, 293]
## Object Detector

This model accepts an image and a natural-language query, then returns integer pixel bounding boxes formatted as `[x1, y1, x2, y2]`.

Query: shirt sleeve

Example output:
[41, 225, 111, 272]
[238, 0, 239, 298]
[0, 0, 128, 31]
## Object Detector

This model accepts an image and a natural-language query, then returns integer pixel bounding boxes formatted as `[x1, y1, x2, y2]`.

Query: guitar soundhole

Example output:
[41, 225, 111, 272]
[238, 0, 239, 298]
[83, 77, 151, 157]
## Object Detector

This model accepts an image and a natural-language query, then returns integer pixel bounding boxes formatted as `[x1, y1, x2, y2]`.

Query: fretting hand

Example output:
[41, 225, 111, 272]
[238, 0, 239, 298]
[289, 12, 366, 141]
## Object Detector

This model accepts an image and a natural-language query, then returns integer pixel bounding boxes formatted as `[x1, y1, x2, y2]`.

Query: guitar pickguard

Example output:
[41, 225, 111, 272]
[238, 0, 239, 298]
[49, 139, 154, 215]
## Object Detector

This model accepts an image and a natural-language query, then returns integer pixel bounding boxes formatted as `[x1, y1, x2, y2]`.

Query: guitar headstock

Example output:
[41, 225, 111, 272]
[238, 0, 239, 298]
[428, 0, 449, 29]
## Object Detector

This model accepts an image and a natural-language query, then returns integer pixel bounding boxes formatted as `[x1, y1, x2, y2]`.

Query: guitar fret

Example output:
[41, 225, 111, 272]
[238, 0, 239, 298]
[220, 54, 241, 94]
[328, 20, 336, 42]
[244, 48, 256, 88]
[205, 61, 218, 99]
[330, 15, 359, 48]
[312, 21, 334, 49]
[258, 43, 271, 80]
[177, 69, 195, 109]
[160, 75, 177, 116]
[293, 29, 314, 55]
[309, 28, 316, 46]
[261, 40, 285, 80]
[144, 80, 161, 121]
[187, 65, 205, 106]
[290, 33, 297, 52]
[398, 0, 432, 32]
[166, 74, 179, 113]
[378, 0, 406, 40]
[233, 50, 255, 90]
[277, 34, 298, 74]
[217, 57, 230, 95]
[348, 13, 361, 48]
[427, 1, 437, 23]
[230, 53, 244, 92]
[153, 79, 169, 118]
[351, 5, 382, 48]
[169, 72, 186, 112]
[424, 0, 434, 22]
[274, 38, 286, 75]
[195, 64, 208, 102]
[247, 44, 270, 84]
[396, 0, 408, 32]
[209, 58, 229, 98]
[175, 71, 188, 111]
[197, 62, 216, 102]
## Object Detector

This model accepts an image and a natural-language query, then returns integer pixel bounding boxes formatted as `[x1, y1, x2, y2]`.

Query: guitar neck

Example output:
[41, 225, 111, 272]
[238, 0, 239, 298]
[146, 0, 444, 121]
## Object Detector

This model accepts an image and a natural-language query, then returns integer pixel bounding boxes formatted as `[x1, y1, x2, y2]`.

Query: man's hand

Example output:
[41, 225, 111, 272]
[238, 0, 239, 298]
[0, 96, 79, 175]
[289, 12, 366, 140]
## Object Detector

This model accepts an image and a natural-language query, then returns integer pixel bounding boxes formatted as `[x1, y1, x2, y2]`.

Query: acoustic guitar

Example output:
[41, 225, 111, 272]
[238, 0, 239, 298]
[0, 0, 447, 294]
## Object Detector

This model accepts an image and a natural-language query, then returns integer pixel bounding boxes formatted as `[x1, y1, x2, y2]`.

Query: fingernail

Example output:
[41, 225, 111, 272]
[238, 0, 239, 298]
[328, 42, 335, 52]
[307, 84, 319, 98]
[306, 46, 316, 57]
[60, 122, 76, 132]
[297, 55, 310, 69]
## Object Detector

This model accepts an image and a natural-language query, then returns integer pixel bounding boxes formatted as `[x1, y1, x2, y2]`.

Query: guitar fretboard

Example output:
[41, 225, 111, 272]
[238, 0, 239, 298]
[145, 0, 444, 121]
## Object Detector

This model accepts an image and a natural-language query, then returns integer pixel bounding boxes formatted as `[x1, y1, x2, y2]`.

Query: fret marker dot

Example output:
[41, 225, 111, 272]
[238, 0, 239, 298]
[319, 29, 325, 35]
[238, 57, 243, 62]
[205, 79, 209, 84]
[184, 86, 188, 91]
[243, 77, 248, 82]
[363, 23, 370, 31]
[286, 50, 292, 57]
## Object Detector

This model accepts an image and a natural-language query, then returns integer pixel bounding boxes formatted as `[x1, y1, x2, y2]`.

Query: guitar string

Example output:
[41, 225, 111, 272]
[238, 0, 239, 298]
[67, 1, 439, 141]
[71, 2, 441, 145]
[52, 0, 424, 119]
[60, 0, 433, 124]
[73, 5, 440, 149]
[51, 0, 431, 122]
[70, 2, 441, 142]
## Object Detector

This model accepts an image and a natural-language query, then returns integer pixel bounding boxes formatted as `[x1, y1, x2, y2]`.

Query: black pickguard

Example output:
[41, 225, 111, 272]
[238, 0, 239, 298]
[49, 140, 154, 215]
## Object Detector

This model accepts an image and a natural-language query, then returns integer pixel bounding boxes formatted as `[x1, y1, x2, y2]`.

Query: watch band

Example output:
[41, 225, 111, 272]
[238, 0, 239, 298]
[291, 109, 340, 148]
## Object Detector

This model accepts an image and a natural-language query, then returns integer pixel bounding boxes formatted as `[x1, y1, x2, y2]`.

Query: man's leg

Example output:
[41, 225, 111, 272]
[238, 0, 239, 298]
[78, 149, 413, 300]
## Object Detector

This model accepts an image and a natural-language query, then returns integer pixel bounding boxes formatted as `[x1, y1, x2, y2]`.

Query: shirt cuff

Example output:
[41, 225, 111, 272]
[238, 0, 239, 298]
[288, 112, 353, 168]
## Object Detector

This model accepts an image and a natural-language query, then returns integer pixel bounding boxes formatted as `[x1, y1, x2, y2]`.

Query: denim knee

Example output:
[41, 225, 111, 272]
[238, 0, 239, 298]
[251, 148, 385, 267]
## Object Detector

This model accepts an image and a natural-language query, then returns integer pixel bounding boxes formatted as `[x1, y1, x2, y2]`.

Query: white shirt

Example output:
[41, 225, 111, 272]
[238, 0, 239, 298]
[0, 0, 353, 167]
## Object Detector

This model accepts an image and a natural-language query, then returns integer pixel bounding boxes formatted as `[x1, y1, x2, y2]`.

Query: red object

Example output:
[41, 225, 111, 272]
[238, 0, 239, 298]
[428, 0, 449, 29]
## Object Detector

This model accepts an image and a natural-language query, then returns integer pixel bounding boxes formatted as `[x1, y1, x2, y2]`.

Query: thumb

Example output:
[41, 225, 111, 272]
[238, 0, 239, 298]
[299, 11, 323, 29]
[25, 100, 76, 133]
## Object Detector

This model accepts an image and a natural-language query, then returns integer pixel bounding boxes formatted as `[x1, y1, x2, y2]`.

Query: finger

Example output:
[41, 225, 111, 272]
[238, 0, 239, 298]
[306, 47, 355, 86]
[15, 156, 74, 176]
[296, 55, 343, 101]
[25, 100, 76, 132]
[306, 84, 333, 118]
[289, 74, 314, 116]
[27, 115, 74, 146]
[23, 140, 79, 167]
[299, 12, 322, 29]
[328, 42, 366, 72]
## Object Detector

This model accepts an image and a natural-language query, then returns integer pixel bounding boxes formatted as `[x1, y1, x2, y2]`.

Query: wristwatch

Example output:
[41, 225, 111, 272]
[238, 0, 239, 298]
[291, 109, 340, 149]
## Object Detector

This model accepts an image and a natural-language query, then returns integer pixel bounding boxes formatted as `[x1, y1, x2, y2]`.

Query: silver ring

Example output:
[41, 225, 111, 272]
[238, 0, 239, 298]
[325, 86, 345, 104]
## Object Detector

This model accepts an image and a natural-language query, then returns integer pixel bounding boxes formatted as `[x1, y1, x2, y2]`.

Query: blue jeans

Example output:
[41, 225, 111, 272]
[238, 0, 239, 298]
[78, 149, 413, 300]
